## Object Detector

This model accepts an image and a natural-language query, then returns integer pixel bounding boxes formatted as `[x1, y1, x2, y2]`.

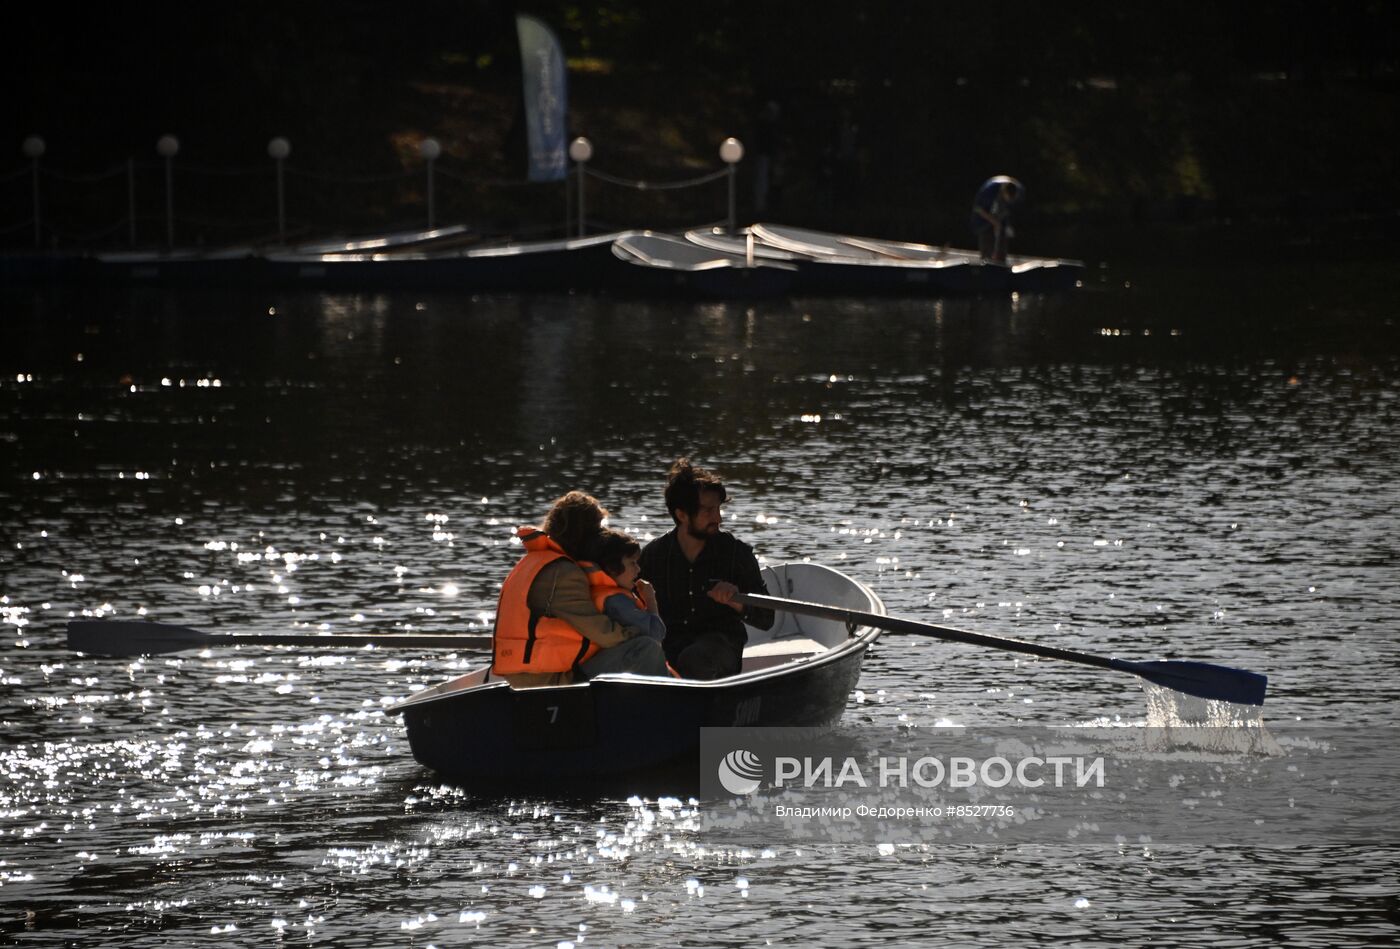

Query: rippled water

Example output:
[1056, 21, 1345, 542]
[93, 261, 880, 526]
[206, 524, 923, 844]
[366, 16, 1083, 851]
[3, 239, 1399, 945]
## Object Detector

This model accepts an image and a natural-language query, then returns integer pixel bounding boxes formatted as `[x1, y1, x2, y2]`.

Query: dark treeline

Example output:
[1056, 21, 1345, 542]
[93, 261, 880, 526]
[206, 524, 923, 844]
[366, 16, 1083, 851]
[10, 1, 1398, 248]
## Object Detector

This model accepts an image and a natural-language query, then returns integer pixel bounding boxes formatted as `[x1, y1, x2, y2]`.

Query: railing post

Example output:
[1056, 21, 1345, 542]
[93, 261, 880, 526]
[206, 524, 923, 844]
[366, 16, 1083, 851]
[719, 137, 744, 235]
[127, 157, 137, 246]
[268, 137, 291, 244]
[22, 136, 44, 248]
[420, 138, 441, 230]
[569, 137, 592, 238]
[156, 134, 179, 249]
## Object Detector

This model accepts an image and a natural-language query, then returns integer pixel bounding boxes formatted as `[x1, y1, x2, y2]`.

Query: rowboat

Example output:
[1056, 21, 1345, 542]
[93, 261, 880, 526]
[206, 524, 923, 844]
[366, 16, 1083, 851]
[389, 562, 884, 784]
[85, 225, 477, 286]
[687, 223, 1084, 294]
[91, 245, 263, 285]
[609, 231, 797, 298]
[285, 224, 473, 255]
[686, 225, 979, 294]
[261, 229, 643, 291]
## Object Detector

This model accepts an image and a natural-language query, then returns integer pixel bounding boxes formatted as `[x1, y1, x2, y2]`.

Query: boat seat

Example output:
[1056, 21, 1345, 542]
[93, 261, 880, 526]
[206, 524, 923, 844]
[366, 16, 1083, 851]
[744, 637, 827, 658]
[739, 637, 828, 673]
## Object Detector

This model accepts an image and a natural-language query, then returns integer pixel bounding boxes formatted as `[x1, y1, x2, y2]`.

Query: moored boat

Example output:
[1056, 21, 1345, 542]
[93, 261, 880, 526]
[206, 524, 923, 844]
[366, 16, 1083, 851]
[687, 225, 980, 294]
[287, 223, 473, 255]
[609, 231, 797, 298]
[261, 229, 642, 290]
[91, 246, 262, 285]
[389, 561, 883, 784]
[86, 226, 476, 287]
[745, 222, 1085, 293]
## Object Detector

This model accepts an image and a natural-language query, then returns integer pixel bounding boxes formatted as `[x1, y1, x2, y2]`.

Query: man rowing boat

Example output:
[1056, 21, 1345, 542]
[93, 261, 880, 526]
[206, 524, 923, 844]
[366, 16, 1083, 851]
[640, 459, 774, 680]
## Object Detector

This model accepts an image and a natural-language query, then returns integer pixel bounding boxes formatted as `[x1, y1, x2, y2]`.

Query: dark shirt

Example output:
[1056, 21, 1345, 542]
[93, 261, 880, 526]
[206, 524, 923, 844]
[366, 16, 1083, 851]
[639, 529, 775, 664]
[970, 175, 1021, 233]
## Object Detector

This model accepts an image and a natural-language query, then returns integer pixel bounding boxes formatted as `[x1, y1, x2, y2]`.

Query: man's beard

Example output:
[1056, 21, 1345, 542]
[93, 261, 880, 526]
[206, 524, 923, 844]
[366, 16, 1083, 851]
[685, 522, 717, 544]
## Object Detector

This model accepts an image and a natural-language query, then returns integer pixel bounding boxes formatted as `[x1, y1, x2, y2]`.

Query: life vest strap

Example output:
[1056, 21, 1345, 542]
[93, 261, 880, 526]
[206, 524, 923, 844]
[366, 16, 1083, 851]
[524, 610, 542, 664]
[571, 634, 593, 670]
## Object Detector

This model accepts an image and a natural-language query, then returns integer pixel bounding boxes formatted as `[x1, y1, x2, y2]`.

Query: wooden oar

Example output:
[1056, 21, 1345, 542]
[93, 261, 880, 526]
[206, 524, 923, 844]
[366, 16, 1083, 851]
[734, 592, 1267, 706]
[67, 619, 491, 657]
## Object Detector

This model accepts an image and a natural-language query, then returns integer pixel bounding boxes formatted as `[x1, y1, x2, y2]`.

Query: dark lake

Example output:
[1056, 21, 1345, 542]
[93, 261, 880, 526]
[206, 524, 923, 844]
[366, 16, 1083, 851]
[3, 224, 1398, 946]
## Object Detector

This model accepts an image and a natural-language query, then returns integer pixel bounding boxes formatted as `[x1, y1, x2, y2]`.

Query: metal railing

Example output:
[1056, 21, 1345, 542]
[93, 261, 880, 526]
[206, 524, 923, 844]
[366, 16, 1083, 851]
[4, 135, 749, 251]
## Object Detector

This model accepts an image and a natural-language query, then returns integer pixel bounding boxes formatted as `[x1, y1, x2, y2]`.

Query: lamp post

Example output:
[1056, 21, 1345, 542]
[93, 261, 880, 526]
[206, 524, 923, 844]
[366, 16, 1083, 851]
[568, 136, 592, 238]
[719, 137, 744, 235]
[156, 134, 179, 249]
[268, 137, 291, 244]
[127, 158, 137, 246]
[22, 135, 44, 248]
[420, 137, 441, 230]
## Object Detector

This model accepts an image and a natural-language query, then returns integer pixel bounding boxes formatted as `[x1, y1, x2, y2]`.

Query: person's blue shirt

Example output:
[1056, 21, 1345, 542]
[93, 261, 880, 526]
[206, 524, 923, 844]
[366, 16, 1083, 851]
[971, 176, 1023, 232]
[599, 591, 666, 642]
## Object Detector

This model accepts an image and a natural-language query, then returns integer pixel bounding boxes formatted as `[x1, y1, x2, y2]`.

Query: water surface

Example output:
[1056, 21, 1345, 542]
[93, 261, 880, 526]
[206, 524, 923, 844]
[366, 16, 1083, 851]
[3, 239, 1398, 945]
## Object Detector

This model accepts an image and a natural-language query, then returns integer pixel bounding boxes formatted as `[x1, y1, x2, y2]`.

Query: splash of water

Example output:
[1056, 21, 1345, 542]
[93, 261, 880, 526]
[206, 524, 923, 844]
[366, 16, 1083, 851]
[1141, 683, 1281, 755]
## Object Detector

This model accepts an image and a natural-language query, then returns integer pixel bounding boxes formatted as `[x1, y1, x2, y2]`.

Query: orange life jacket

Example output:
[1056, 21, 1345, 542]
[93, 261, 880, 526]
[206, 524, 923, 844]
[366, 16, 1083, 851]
[587, 566, 681, 679]
[490, 527, 601, 676]
[586, 568, 647, 614]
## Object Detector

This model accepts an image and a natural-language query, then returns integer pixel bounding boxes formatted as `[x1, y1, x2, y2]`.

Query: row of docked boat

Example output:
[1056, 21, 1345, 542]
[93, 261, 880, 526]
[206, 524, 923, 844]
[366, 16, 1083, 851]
[5, 223, 1082, 297]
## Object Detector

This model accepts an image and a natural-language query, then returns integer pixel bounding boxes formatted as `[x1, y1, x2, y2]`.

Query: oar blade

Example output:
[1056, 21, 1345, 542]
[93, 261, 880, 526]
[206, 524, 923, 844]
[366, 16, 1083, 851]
[738, 590, 1270, 707]
[1113, 658, 1268, 706]
[67, 620, 213, 657]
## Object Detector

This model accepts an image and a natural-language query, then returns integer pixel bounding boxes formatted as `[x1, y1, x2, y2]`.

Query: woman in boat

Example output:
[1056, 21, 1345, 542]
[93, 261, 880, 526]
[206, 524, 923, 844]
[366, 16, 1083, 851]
[490, 491, 669, 687]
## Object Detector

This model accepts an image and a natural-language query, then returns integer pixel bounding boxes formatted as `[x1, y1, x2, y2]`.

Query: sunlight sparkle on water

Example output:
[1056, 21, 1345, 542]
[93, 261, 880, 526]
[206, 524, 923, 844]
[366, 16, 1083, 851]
[4, 291, 1397, 944]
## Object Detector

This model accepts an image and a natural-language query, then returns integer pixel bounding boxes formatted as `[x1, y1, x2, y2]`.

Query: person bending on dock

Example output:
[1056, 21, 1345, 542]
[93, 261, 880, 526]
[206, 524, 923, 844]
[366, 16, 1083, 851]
[490, 491, 669, 688]
[971, 175, 1023, 262]
[639, 459, 774, 680]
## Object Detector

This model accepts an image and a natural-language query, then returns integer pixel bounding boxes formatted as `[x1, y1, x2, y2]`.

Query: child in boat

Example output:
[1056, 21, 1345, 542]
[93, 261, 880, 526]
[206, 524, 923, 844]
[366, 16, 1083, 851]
[586, 529, 666, 642]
